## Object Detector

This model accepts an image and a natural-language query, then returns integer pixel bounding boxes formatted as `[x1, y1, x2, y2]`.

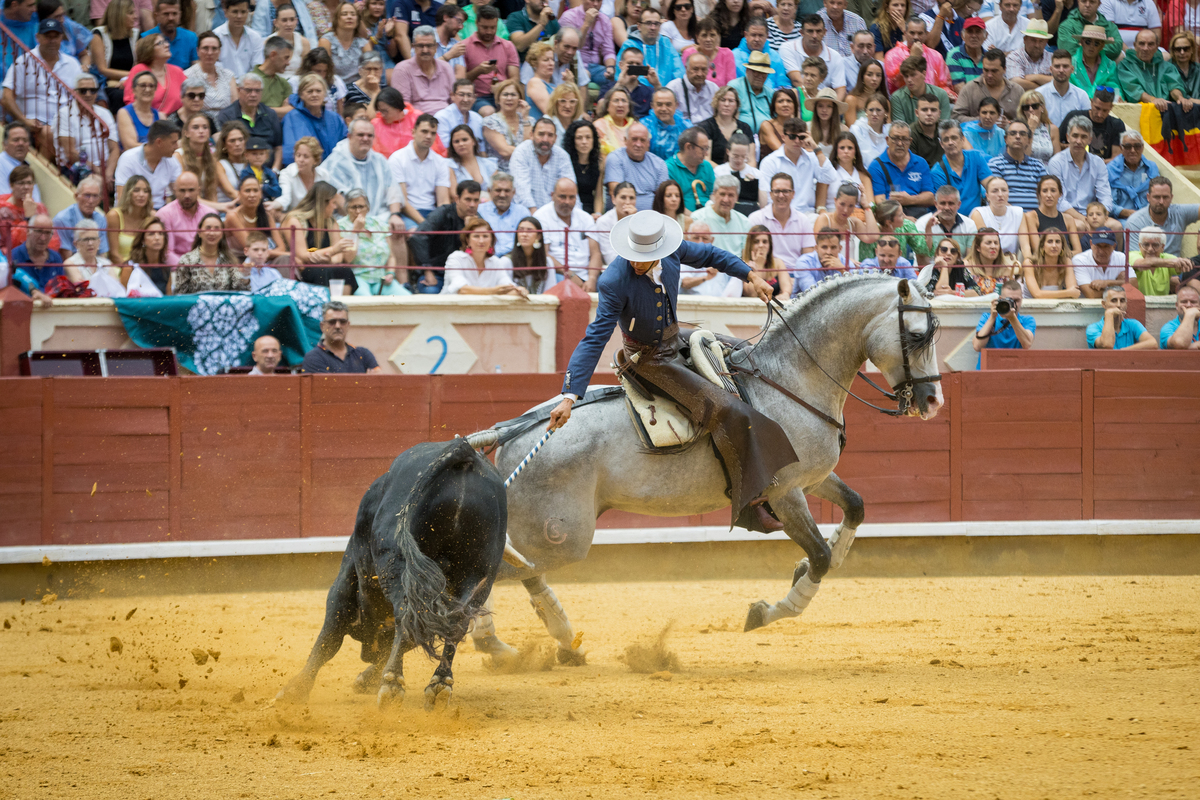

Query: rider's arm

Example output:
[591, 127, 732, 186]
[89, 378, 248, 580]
[562, 273, 625, 398]
[676, 239, 751, 282]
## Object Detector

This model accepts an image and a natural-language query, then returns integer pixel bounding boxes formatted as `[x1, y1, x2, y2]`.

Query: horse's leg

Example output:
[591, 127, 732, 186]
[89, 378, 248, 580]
[744, 486, 830, 632]
[807, 472, 865, 571]
[469, 591, 519, 662]
[524, 575, 587, 665]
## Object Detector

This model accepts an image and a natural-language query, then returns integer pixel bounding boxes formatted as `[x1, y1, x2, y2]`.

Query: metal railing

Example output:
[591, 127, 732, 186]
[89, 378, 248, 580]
[0, 21, 111, 198]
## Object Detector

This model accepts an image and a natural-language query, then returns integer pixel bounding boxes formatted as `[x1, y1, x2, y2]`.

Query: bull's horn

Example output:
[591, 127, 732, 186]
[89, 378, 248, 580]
[503, 537, 534, 570]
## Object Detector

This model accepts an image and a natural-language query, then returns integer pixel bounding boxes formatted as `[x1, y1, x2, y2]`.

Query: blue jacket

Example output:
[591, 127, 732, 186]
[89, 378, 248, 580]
[1107, 156, 1159, 219]
[616, 32, 683, 87]
[281, 94, 349, 166]
[732, 41, 788, 91]
[640, 111, 690, 161]
[240, 164, 281, 201]
[563, 241, 749, 397]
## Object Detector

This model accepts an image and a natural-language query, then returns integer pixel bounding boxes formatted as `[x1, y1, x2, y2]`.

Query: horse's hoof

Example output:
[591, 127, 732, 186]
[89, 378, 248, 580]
[423, 677, 453, 711]
[473, 634, 519, 662]
[376, 674, 405, 710]
[275, 677, 311, 705]
[744, 601, 770, 632]
[353, 665, 381, 694]
[792, 559, 809, 586]
[556, 646, 587, 666]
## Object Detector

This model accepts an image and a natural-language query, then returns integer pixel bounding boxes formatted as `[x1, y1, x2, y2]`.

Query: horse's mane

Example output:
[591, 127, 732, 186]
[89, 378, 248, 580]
[753, 271, 938, 359]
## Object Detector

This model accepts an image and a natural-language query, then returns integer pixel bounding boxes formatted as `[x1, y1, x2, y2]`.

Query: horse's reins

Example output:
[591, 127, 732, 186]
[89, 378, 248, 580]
[730, 294, 941, 430]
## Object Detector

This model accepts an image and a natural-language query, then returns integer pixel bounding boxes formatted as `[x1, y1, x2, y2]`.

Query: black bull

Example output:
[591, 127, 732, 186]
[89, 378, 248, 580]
[278, 439, 507, 709]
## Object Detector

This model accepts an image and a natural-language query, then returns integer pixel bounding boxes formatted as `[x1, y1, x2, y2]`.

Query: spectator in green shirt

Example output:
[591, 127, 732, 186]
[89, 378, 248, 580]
[507, 0, 559, 58]
[666, 126, 716, 211]
[1128, 225, 1185, 296]
[1056, 0, 1124, 62]
[1070, 25, 1121, 99]
[252, 36, 295, 115]
[1118, 29, 1187, 113]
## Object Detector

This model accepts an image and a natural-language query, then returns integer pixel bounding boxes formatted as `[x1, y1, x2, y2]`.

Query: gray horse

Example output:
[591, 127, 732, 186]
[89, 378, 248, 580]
[471, 270, 944, 661]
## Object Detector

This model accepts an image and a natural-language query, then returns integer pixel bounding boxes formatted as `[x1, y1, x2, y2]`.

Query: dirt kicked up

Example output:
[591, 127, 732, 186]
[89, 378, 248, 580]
[2, 575, 1198, 799]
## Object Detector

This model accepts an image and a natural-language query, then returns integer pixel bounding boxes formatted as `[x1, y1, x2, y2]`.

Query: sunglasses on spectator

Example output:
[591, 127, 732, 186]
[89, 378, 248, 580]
[1122, 142, 1144, 149]
[938, 245, 959, 254]
[784, 133, 801, 141]
[185, 91, 206, 99]
[1174, 45, 1193, 52]
[674, 3, 692, 8]
[878, 239, 899, 247]
[77, 87, 98, 95]
[1020, 103, 1041, 110]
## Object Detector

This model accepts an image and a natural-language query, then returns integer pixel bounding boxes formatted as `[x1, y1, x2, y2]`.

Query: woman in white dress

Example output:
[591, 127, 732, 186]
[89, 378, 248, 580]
[441, 217, 529, 297]
[970, 177, 1029, 257]
[848, 92, 890, 167]
[271, 136, 332, 215]
[828, 131, 875, 212]
[274, 2, 312, 78]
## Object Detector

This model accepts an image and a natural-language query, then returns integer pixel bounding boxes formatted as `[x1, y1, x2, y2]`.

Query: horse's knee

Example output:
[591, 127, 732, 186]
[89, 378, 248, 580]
[806, 540, 832, 581]
[522, 574, 548, 593]
[842, 489, 865, 528]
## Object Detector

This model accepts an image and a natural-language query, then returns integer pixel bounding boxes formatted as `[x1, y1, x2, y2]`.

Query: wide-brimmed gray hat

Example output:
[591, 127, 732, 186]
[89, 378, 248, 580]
[610, 210, 684, 263]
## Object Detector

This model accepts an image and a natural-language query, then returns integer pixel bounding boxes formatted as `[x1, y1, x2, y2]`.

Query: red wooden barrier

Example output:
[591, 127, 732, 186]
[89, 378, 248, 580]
[0, 370, 1196, 546]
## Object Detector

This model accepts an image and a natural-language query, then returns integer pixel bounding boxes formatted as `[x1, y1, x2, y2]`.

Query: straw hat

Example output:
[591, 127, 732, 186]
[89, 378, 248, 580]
[610, 210, 685, 263]
[1076, 24, 1114, 43]
[745, 50, 775, 74]
[1023, 19, 1052, 39]
[804, 87, 848, 114]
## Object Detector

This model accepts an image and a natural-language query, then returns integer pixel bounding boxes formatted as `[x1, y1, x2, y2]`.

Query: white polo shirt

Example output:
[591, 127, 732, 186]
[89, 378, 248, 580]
[213, 23, 265, 76]
[388, 144, 451, 211]
[779, 41, 846, 90]
[534, 202, 594, 280]
[2, 50, 82, 124]
[1072, 249, 1128, 287]
[114, 145, 182, 209]
[1100, 0, 1162, 48]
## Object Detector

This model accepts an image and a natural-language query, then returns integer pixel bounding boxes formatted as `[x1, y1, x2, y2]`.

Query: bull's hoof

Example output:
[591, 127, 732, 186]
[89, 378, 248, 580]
[376, 673, 405, 710]
[473, 634, 519, 662]
[275, 676, 313, 705]
[744, 601, 770, 632]
[556, 646, 587, 666]
[423, 676, 453, 711]
[353, 664, 382, 694]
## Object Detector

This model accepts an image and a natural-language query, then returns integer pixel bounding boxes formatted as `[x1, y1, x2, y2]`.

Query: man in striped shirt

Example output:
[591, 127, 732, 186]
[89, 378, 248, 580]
[817, 0, 867, 59]
[986, 122, 1048, 210]
[945, 16, 986, 92]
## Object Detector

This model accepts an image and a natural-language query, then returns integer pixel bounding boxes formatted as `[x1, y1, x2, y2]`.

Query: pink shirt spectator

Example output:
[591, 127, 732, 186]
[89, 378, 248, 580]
[463, 33, 519, 98]
[883, 43, 952, 95]
[559, 6, 615, 67]
[156, 197, 217, 259]
[123, 63, 187, 115]
[682, 45, 737, 87]
[391, 57, 456, 114]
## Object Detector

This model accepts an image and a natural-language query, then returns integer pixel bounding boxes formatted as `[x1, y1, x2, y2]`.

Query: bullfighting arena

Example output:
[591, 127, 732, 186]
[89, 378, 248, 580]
[4, 570, 1198, 799]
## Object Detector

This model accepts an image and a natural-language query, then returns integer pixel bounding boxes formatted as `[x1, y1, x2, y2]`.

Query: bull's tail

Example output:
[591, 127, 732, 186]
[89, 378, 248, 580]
[392, 441, 492, 660]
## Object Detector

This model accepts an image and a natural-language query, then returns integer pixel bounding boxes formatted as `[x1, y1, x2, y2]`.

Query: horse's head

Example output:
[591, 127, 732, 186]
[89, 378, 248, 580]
[865, 268, 943, 420]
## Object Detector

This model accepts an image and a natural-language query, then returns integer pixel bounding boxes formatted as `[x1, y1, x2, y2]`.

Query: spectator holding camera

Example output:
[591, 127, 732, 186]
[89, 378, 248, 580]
[1087, 286, 1156, 350]
[972, 279, 1035, 368]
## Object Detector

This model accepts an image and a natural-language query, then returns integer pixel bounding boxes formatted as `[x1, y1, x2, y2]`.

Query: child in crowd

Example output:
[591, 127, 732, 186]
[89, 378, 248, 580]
[244, 231, 283, 291]
[241, 138, 281, 203]
[1078, 201, 1111, 253]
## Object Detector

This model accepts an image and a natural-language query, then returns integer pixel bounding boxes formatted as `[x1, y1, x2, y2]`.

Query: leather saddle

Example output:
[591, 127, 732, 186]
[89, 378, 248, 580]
[615, 330, 743, 453]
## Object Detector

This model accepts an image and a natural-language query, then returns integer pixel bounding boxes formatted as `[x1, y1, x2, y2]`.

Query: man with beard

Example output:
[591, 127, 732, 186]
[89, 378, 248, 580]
[510, 117, 576, 214]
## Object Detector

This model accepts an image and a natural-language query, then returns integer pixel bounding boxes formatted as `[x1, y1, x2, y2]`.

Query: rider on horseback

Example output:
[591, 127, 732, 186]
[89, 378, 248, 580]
[547, 210, 800, 533]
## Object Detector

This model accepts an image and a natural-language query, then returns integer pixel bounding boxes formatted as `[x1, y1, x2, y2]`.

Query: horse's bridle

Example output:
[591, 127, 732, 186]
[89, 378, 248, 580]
[731, 292, 942, 428]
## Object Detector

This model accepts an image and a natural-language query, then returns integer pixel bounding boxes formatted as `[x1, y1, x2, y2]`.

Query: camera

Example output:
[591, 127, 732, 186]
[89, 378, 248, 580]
[995, 297, 1013, 316]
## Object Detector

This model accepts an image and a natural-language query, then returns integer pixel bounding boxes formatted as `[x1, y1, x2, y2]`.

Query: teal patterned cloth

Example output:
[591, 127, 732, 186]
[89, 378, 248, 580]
[114, 279, 326, 375]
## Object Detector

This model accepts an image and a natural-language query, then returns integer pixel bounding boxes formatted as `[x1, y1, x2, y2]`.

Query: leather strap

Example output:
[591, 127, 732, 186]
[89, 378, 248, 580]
[728, 362, 845, 432]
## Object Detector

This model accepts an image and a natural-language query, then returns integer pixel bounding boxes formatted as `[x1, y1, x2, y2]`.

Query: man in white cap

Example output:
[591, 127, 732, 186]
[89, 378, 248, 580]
[1007, 19, 1054, 92]
[548, 210, 796, 533]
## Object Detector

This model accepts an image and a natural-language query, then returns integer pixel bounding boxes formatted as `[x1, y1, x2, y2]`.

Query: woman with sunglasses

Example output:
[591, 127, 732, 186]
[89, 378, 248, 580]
[682, 18, 737, 87]
[1168, 31, 1200, 101]
[115, 70, 160, 149]
[183, 31, 238, 119]
[662, 0, 697, 52]
[1023, 227, 1082, 299]
[927, 236, 981, 296]
[1018, 90, 1059, 164]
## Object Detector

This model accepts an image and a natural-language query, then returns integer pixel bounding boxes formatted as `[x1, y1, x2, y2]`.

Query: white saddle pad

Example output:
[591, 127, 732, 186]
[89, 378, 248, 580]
[615, 330, 738, 451]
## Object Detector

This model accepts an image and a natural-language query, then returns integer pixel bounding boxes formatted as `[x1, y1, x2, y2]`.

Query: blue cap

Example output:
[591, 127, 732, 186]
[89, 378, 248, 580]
[38, 18, 65, 34]
[1092, 230, 1117, 246]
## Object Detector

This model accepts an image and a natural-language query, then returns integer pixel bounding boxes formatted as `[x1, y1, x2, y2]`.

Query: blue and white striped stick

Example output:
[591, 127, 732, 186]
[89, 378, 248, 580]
[504, 428, 554, 488]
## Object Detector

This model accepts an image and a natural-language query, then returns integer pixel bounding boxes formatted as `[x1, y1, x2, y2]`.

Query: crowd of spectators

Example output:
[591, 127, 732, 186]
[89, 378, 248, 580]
[0, 0, 1199, 365]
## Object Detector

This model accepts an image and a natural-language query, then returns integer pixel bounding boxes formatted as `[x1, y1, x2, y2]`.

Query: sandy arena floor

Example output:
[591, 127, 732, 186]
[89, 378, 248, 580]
[1, 574, 1198, 799]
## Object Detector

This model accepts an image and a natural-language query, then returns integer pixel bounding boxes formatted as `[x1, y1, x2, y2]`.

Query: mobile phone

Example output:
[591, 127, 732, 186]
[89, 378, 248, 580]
[487, 59, 498, 66]
[628, 65, 650, 77]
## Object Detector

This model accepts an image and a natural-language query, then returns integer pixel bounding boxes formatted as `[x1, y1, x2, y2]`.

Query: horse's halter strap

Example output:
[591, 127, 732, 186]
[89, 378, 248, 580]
[740, 294, 940, 425]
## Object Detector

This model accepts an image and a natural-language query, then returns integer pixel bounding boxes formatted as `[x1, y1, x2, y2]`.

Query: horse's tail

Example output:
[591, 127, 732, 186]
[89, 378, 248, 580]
[392, 440, 492, 660]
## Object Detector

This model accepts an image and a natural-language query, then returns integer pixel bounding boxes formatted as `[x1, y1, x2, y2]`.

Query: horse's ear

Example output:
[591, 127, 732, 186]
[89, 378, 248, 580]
[898, 278, 911, 301]
[915, 264, 935, 291]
